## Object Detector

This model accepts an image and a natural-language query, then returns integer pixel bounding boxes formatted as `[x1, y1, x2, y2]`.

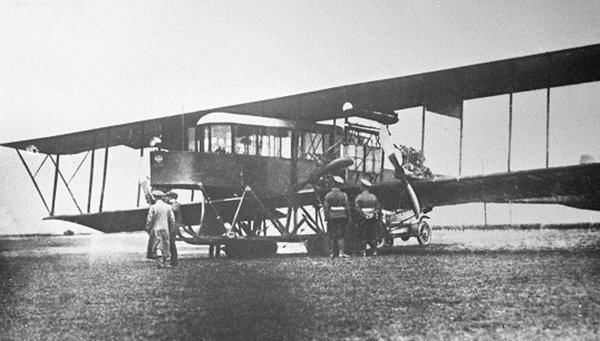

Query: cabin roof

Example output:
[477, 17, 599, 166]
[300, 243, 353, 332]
[197, 112, 295, 128]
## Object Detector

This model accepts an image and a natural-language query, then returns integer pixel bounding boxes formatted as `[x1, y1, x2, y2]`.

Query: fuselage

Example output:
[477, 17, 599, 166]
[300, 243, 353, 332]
[150, 112, 393, 197]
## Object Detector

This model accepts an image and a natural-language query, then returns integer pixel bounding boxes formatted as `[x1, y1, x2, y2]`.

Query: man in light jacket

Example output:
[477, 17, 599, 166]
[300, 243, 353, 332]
[146, 190, 175, 268]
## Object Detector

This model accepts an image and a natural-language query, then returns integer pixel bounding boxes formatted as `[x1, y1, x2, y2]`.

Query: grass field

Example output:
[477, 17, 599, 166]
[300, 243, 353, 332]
[1, 230, 599, 340]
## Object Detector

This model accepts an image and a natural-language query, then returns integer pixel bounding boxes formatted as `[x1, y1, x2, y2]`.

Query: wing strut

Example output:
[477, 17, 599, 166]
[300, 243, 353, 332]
[15, 149, 50, 214]
[246, 188, 288, 235]
[49, 155, 83, 214]
[51, 155, 59, 216]
[99, 143, 109, 212]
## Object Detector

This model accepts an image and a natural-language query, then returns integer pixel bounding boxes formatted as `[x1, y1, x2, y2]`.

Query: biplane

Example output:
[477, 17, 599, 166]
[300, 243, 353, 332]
[2, 43, 600, 256]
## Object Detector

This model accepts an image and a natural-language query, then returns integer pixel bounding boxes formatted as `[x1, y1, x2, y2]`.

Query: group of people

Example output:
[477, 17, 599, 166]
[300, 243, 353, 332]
[145, 190, 182, 268]
[146, 177, 380, 262]
[323, 177, 381, 258]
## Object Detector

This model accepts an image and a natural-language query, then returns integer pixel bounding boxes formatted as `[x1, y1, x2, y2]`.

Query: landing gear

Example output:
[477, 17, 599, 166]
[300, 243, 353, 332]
[416, 220, 431, 245]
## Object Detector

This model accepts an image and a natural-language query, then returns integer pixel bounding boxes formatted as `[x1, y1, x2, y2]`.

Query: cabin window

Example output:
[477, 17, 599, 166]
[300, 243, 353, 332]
[202, 126, 210, 152]
[257, 127, 285, 157]
[281, 132, 291, 159]
[198, 121, 295, 158]
[211, 125, 232, 153]
[234, 125, 257, 155]
[188, 127, 196, 151]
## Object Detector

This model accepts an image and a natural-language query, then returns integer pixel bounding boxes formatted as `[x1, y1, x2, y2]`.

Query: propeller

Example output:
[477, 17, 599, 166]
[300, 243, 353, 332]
[296, 157, 354, 190]
[388, 152, 421, 218]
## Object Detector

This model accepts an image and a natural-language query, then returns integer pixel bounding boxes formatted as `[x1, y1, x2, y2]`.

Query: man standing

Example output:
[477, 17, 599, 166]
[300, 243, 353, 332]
[323, 176, 351, 258]
[164, 191, 181, 267]
[355, 179, 380, 256]
[146, 190, 175, 268]
[145, 193, 156, 260]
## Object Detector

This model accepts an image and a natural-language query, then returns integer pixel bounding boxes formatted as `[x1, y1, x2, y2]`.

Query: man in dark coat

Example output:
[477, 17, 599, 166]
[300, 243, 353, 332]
[323, 176, 351, 258]
[164, 191, 181, 267]
[354, 179, 380, 256]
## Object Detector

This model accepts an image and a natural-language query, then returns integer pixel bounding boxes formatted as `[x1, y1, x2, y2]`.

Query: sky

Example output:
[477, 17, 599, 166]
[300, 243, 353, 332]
[1, 0, 600, 234]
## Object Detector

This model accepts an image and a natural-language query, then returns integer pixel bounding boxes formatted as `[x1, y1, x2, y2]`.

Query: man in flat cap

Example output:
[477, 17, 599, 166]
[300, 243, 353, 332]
[323, 176, 351, 258]
[355, 179, 380, 256]
[164, 191, 181, 267]
[146, 190, 175, 268]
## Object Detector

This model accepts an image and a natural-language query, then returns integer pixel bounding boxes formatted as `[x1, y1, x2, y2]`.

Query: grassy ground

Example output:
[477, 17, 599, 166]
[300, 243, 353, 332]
[1, 230, 599, 340]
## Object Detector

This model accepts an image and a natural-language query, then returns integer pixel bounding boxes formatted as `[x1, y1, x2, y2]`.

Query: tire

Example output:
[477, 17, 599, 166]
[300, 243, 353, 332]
[416, 220, 432, 245]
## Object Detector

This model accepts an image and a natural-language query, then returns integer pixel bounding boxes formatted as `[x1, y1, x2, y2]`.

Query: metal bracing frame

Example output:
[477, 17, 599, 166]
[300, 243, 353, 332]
[247, 189, 287, 235]
[136, 149, 143, 208]
[421, 106, 426, 153]
[296, 205, 323, 234]
[343, 122, 385, 183]
[87, 149, 95, 213]
[290, 130, 299, 190]
[33, 154, 49, 178]
[51, 154, 59, 216]
[99, 143, 110, 212]
[459, 103, 464, 178]
[302, 130, 325, 161]
[16, 150, 87, 216]
[49, 155, 83, 214]
[457, 87, 552, 177]
[281, 193, 325, 236]
[545, 88, 551, 168]
[229, 186, 288, 237]
[15, 149, 50, 214]
[67, 151, 90, 185]
[507, 93, 513, 172]
[15, 133, 117, 216]
[229, 189, 249, 235]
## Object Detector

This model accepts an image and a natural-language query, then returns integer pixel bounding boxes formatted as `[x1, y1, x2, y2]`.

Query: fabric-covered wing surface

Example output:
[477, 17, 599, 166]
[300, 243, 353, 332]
[4, 44, 600, 155]
[373, 163, 600, 211]
[44, 163, 600, 232]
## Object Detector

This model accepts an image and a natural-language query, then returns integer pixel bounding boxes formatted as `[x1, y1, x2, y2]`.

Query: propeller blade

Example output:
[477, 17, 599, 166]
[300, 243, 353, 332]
[387, 152, 406, 180]
[296, 157, 353, 190]
[388, 153, 420, 217]
[406, 182, 421, 218]
[319, 157, 354, 176]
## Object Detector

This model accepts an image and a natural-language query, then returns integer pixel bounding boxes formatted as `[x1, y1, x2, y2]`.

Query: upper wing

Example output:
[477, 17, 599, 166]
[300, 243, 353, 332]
[3, 44, 600, 155]
[373, 163, 600, 211]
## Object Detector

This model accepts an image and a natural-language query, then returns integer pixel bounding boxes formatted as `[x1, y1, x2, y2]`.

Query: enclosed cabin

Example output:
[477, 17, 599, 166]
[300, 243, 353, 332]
[150, 112, 394, 197]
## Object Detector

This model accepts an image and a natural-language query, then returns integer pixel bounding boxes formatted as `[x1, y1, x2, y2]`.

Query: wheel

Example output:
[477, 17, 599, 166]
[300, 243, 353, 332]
[400, 236, 410, 242]
[416, 220, 431, 245]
